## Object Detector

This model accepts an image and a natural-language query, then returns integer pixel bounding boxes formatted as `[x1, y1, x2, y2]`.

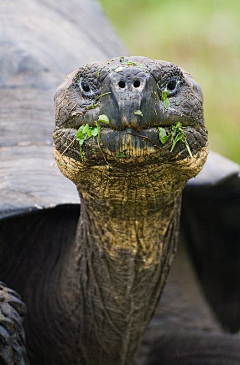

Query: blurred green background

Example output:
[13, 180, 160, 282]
[99, 0, 240, 164]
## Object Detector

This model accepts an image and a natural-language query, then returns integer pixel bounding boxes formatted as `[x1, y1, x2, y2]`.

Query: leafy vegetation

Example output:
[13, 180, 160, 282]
[76, 124, 98, 161]
[158, 122, 193, 158]
[76, 115, 110, 161]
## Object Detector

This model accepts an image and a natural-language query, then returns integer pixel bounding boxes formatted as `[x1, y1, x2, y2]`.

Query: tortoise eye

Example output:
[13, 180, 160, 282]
[165, 77, 180, 95]
[81, 80, 91, 93]
[78, 77, 95, 97]
[167, 79, 177, 92]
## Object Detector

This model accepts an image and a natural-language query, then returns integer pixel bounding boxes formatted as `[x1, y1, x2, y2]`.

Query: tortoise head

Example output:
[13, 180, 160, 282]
[53, 56, 208, 189]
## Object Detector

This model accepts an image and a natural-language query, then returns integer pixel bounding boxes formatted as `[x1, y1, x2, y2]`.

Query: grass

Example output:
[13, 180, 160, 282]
[99, 0, 240, 164]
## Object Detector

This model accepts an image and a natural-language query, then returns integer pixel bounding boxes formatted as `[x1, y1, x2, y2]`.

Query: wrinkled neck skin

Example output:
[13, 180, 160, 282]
[74, 182, 180, 365]
[55, 148, 207, 365]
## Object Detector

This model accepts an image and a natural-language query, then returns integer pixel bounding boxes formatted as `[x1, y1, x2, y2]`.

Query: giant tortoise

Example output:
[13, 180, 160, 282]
[0, 1, 240, 364]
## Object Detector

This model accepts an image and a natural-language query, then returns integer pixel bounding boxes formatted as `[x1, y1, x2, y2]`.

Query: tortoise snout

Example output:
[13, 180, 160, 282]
[108, 68, 152, 100]
[100, 68, 162, 131]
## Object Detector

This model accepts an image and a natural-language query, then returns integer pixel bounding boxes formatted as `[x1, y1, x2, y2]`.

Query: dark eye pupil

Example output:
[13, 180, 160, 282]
[119, 81, 125, 88]
[167, 80, 177, 91]
[81, 81, 90, 93]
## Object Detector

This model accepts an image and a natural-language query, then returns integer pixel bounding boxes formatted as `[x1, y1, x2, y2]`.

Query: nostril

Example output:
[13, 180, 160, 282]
[118, 81, 125, 88]
[133, 80, 140, 88]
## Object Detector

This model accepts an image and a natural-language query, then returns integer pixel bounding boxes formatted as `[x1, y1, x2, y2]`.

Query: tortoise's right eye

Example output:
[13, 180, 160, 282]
[166, 79, 177, 92]
[81, 80, 91, 93]
[164, 77, 180, 95]
[78, 78, 95, 97]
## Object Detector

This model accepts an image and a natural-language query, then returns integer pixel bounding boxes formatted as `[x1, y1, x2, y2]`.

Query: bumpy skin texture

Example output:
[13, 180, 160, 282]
[54, 56, 207, 165]
[0, 282, 28, 365]
[52, 57, 208, 365]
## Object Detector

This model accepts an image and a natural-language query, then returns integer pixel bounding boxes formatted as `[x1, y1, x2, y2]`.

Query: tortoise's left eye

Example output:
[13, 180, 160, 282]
[165, 78, 180, 94]
[78, 78, 95, 98]
[81, 81, 91, 93]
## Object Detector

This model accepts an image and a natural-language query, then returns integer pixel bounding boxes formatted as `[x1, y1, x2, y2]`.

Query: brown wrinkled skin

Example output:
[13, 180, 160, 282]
[52, 57, 208, 364]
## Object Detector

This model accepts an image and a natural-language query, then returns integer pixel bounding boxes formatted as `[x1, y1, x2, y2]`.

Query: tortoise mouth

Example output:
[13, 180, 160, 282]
[53, 122, 207, 166]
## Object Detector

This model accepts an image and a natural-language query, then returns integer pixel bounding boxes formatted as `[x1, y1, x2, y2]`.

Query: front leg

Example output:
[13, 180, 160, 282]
[0, 282, 29, 365]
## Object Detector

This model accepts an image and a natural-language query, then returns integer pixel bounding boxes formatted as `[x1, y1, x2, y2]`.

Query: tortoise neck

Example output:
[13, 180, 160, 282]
[52, 143, 208, 365]
[78, 191, 179, 267]
[66, 166, 184, 365]
[75, 163, 186, 263]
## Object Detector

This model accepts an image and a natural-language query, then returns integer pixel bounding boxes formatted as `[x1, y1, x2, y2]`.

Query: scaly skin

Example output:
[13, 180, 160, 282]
[0, 282, 28, 365]
[52, 56, 208, 365]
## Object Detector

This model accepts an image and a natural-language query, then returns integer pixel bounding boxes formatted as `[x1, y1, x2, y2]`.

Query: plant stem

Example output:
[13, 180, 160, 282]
[96, 92, 111, 100]
[95, 121, 109, 165]
[51, 136, 77, 168]
[185, 141, 193, 158]
[126, 132, 164, 151]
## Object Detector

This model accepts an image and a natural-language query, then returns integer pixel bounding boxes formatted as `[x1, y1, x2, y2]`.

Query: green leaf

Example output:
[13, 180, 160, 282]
[79, 139, 85, 146]
[157, 122, 193, 158]
[77, 125, 84, 132]
[134, 110, 143, 117]
[82, 124, 89, 134]
[174, 121, 182, 129]
[91, 127, 98, 137]
[86, 103, 98, 110]
[170, 134, 184, 152]
[158, 127, 166, 138]
[161, 90, 170, 109]
[76, 130, 84, 140]
[161, 90, 169, 101]
[76, 124, 98, 143]
[158, 127, 170, 144]
[98, 114, 110, 124]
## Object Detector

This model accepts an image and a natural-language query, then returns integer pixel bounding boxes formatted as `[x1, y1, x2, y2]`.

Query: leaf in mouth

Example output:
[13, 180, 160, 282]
[158, 122, 193, 158]
[158, 127, 171, 144]
[76, 124, 99, 161]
